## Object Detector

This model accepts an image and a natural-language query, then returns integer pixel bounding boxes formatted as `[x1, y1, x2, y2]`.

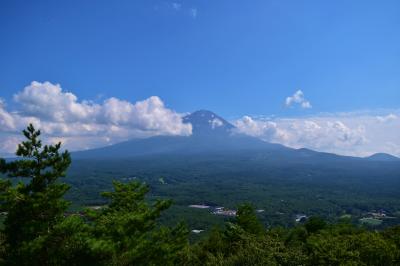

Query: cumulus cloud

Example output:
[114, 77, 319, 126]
[2, 81, 399, 158]
[14, 81, 99, 123]
[0, 134, 22, 157]
[0, 81, 192, 156]
[234, 112, 400, 157]
[234, 116, 289, 142]
[0, 104, 16, 131]
[285, 90, 312, 109]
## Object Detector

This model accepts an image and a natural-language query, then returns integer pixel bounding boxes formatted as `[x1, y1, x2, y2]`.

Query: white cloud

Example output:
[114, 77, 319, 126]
[2, 81, 399, 158]
[234, 112, 400, 157]
[14, 81, 100, 123]
[0, 81, 192, 156]
[285, 90, 312, 109]
[233, 116, 289, 142]
[0, 134, 22, 157]
[210, 118, 223, 129]
[0, 105, 16, 131]
[376, 113, 397, 123]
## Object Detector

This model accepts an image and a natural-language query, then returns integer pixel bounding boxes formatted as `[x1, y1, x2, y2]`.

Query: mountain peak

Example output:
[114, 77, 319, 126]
[183, 110, 234, 136]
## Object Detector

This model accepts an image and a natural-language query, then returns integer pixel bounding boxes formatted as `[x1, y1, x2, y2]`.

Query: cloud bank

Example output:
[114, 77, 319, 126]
[0, 81, 192, 156]
[234, 112, 400, 157]
[1, 81, 399, 158]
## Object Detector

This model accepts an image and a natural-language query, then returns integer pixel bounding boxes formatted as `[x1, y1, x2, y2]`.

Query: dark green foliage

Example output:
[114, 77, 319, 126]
[1, 125, 400, 265]
[64, 154, 400, 230]
[25, 215, 95, 266]
[0, 124, 71, 265]
[304, 216, 327, 234]
[186, 217, 400, 266]
[306, 227, 399, 265]
[85, 181, 189, 265]
[185, 208, 307, 265]
[382, 225, 400, 249]
[0, 125, 188, 265]
[235, 203, 265, 235]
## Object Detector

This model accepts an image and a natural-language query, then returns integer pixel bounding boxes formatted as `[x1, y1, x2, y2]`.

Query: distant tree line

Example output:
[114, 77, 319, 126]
[0, 125, 399, 265]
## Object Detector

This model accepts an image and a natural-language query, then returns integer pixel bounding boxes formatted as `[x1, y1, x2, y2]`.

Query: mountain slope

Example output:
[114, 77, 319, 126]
[72, 110, 398, 163]
[365, 153, 400, 162]
[73, 110, 288, 159]
[182, 110, 234, 137]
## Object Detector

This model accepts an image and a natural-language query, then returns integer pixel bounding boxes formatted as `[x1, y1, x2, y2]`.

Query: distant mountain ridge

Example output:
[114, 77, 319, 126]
[72, 110, 399, 162]
[73, 110, 287, 159]
[365, 153, 400, 162]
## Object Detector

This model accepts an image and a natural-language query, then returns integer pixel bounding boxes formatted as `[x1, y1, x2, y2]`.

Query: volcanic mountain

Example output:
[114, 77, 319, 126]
[72, 110, 399, 163]
[73, 110, 286, 159]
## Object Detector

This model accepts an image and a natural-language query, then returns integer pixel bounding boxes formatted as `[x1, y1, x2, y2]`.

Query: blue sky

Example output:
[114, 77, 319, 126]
[0, 0, 399, 156]
[1, 0, 400, 116]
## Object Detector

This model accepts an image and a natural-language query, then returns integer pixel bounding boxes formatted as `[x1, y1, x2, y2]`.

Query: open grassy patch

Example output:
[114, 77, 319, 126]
[359, 218, 382, 226]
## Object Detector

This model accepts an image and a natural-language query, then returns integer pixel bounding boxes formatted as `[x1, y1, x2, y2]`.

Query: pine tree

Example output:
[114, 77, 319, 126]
[0, 124, 71, 265]
[86, 180, 189, 265]
[0, 124, 190, 265]
[235, 203, 265, 235]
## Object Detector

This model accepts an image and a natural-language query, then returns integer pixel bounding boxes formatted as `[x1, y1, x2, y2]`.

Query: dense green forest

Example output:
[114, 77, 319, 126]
[65, 153, 400, 231]
[1, 125, 400, 265]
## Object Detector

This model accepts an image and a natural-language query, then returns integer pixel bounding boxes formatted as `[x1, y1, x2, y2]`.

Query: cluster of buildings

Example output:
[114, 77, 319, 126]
[295, 214, 308, 222]
[189, 204, 237, 217]
[368, 210, 387, 219]
[188, 204, 265, 218]
[212, 207, 237, 217]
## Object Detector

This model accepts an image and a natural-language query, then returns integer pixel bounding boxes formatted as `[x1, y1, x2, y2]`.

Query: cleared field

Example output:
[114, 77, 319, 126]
[360, 218, 383, 226]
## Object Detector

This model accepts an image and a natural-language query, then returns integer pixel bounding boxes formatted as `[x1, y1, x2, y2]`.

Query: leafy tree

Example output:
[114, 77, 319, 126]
[85, 180, 189, 265]
[2, 124, 400, 265]
[306, 229, 398, 266]
[0, 125, 189, 265]
[0, 124, 71, 265]
[304, 216, 327, 234]
[235, 203, 264, 235]
[382, 225, 400, 249]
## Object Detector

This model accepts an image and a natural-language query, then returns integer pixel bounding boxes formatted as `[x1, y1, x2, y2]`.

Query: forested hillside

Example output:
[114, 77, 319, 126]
[1, 126, 400, 265]
[65, 110, 400, 231]
[65, 152, 400, 230]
